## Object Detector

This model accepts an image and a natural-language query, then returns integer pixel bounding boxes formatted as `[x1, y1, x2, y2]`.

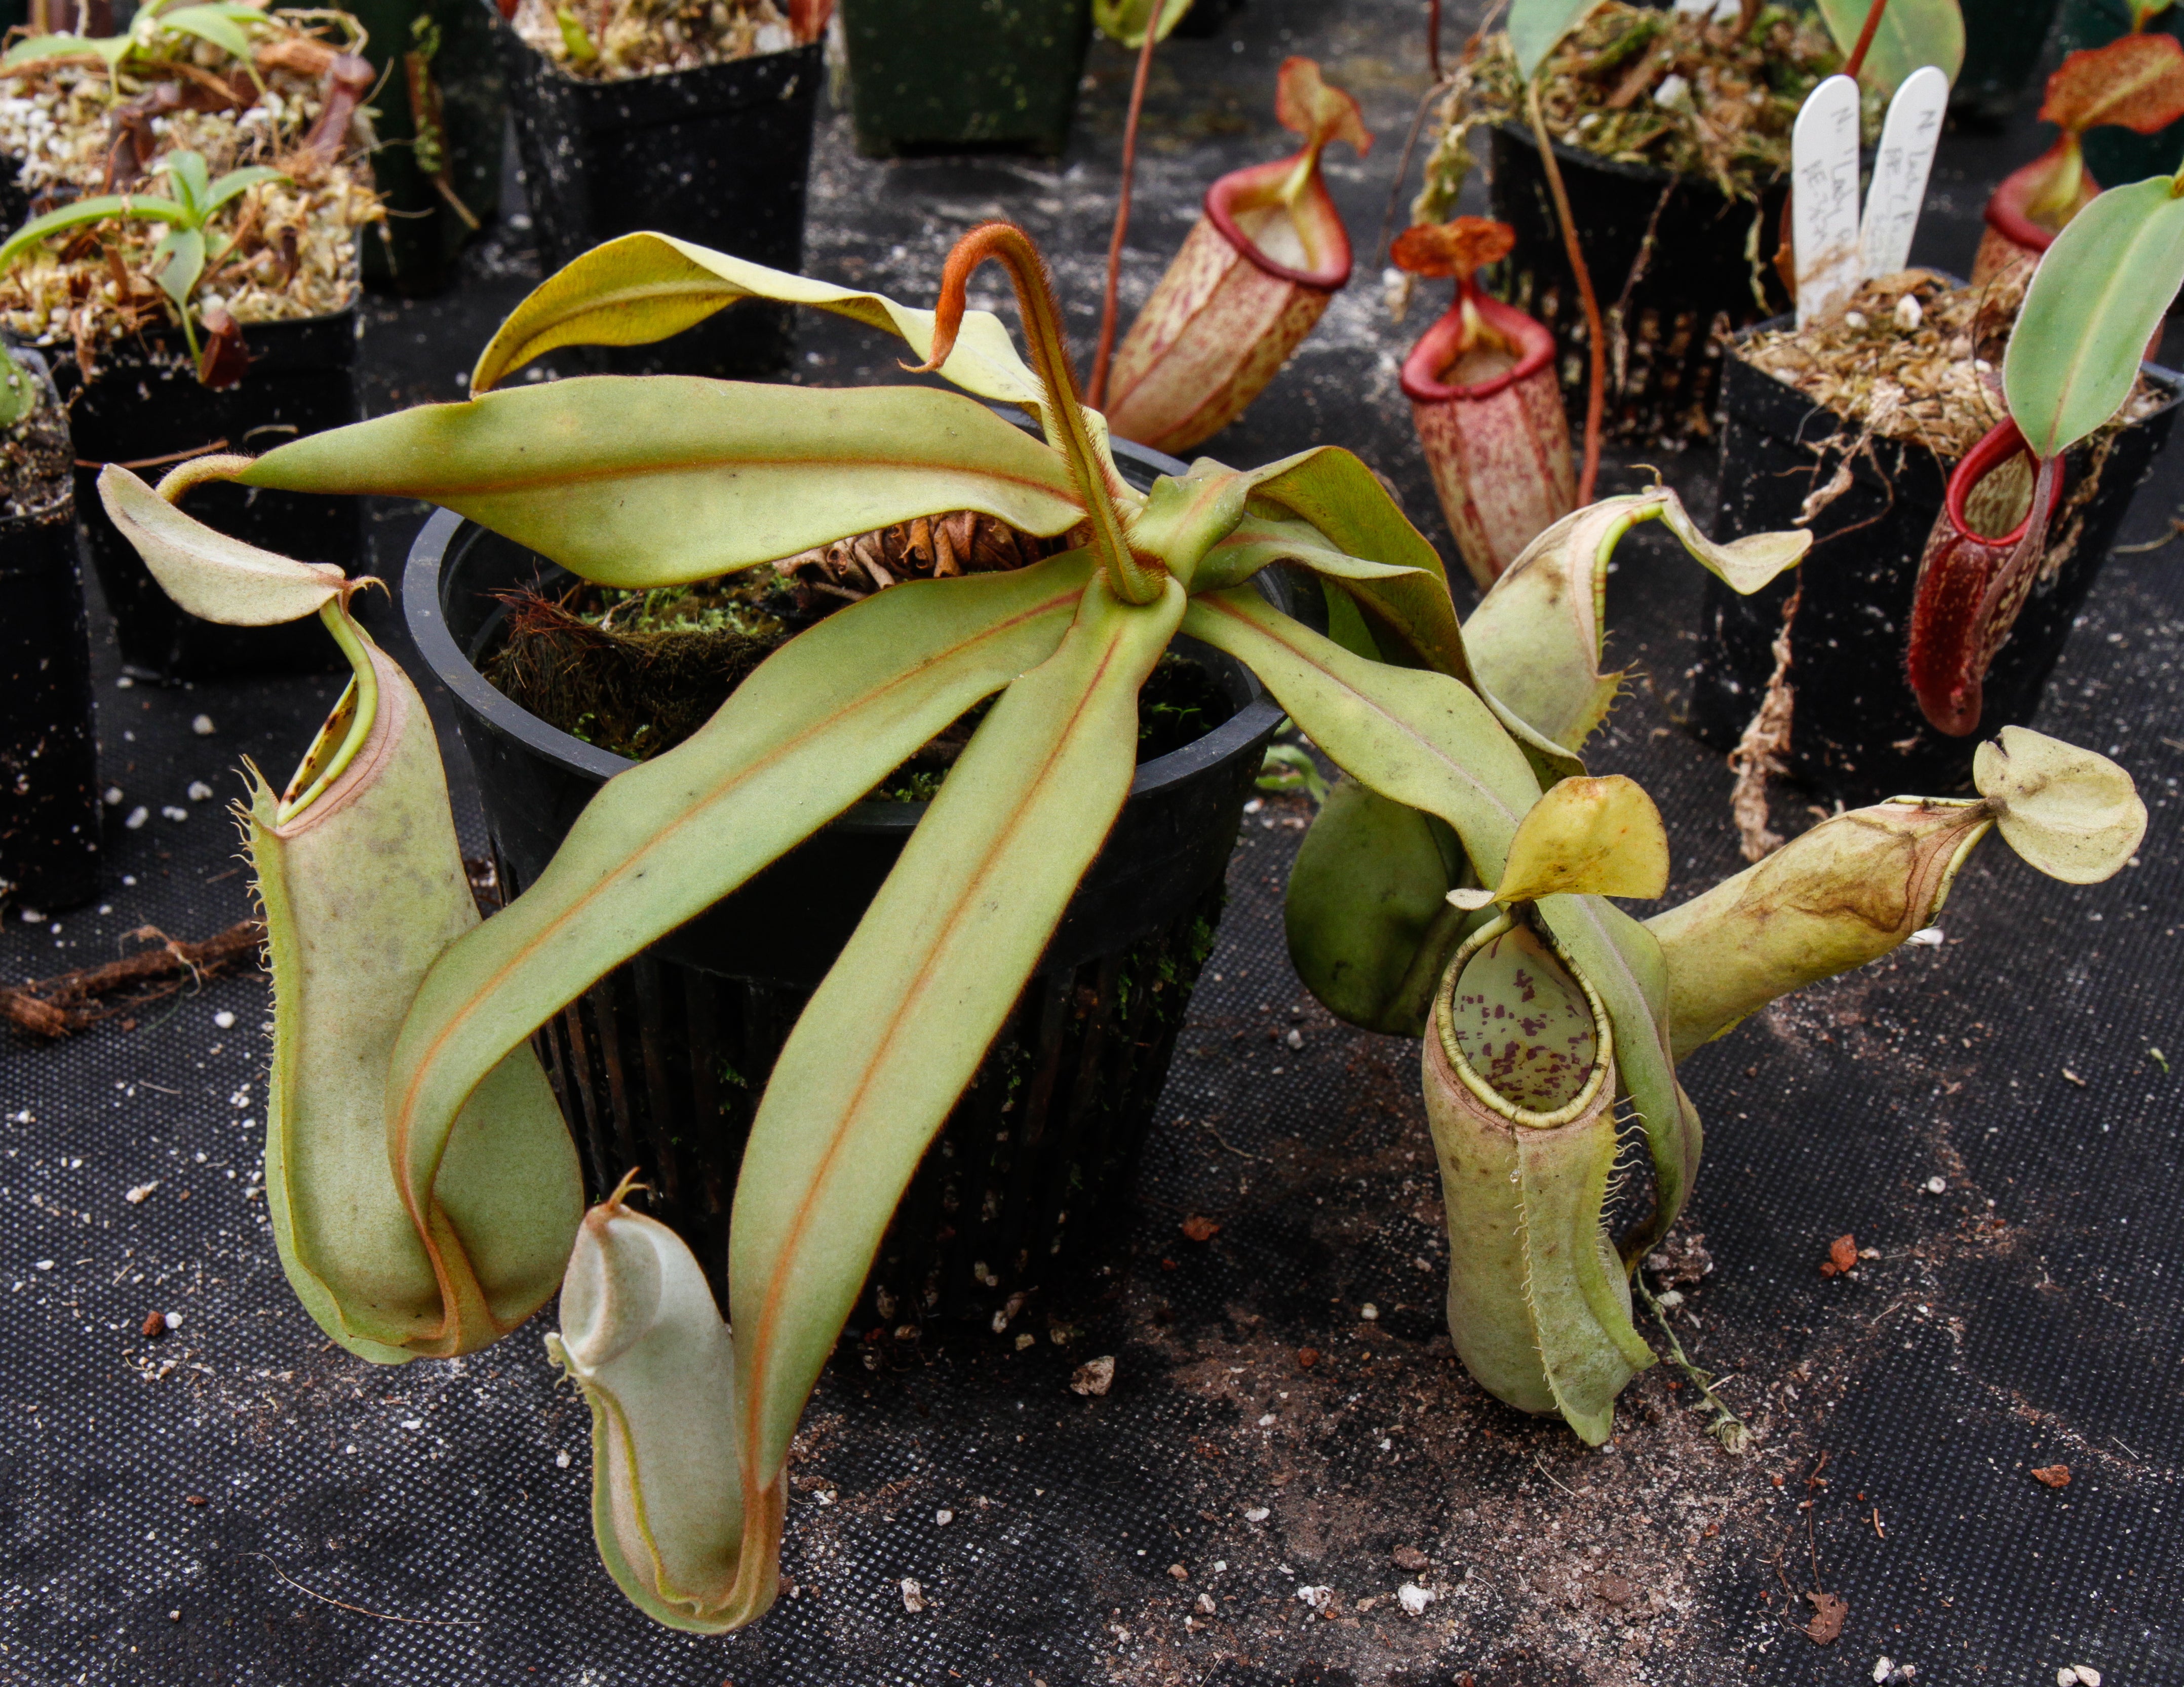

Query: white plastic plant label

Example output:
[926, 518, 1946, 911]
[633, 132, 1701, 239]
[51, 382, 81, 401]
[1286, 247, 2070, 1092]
[1791, 74, 1864, 327]
[1859, 65, 1949, 280]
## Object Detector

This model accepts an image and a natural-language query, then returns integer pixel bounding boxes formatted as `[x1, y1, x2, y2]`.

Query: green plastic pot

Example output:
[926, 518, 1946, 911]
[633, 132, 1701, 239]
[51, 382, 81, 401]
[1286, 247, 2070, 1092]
[841, 0, 1092, 159]
[349, 0, 507, 295]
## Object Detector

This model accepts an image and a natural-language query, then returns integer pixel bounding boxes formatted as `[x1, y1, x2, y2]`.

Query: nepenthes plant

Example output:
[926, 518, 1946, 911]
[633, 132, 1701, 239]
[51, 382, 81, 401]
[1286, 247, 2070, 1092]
[104, 216, 2145, 1626]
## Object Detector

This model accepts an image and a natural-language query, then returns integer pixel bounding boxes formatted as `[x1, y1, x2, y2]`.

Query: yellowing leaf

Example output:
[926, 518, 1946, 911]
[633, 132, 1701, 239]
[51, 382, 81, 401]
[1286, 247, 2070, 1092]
[98, 464, 345, 626]
[1481, 774, 1670, 905]
[1973, 725, 2147, 884]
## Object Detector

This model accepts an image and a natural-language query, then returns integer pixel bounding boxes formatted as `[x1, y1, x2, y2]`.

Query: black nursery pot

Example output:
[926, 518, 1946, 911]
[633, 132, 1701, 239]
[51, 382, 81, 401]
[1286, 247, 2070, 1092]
[1486, 124, 1790, 446]
[1, 350, 100, 910]
[53, 308, 363, 681]
[839, 0, 1091, 160]
[1686, 330, 2184, 807]
[404, 436, 1283, 1329]
[497, 30, 822, 380]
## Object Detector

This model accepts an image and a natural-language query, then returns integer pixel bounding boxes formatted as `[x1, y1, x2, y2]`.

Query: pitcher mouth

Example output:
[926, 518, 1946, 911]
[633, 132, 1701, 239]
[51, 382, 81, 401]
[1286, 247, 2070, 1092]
[1202, 162, 1353, 291]
[1433, 912, 1614, 1130]
[1400, 291, 1556, 405]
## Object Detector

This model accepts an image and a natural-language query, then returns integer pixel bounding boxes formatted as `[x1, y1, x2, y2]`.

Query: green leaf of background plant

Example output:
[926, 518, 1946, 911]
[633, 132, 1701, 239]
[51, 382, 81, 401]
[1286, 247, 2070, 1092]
[234, 379, 1088, 587]
[1, 31, 131, 66]
[1093, 0, 1194, 48]
[1508, 0, 1604, 80]
[155, 227, 206, 310]
[1816, 0, 1965, 95]
[0, 194, 188, 273]
[728, 574, 1183, 1487]
[381, 557, 1095, 1346]
[0, 343, 38, 429]
[153, 3, 258, 62]
[206, 165, 284, 215]
[2005, 175, 2184, 459]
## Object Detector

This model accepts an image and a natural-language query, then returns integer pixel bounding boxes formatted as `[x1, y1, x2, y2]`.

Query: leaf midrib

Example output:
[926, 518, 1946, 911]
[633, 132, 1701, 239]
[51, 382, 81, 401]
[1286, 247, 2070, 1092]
[737, 620, 1135, 1469]
[390, 578, 1087, 1176]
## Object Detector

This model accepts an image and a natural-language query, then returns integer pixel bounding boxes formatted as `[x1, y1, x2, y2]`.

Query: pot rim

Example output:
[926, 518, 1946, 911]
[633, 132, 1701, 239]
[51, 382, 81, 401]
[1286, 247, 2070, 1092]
[1726, 308, 2184, 464]
[1490, 118, 1781, 196]
[403, 420, 1288, 835]
[505, 25, 822, 92]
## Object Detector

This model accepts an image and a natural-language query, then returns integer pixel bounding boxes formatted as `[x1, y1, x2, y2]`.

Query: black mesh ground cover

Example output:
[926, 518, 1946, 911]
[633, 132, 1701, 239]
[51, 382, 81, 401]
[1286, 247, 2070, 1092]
[4, 4, 2181, 1681]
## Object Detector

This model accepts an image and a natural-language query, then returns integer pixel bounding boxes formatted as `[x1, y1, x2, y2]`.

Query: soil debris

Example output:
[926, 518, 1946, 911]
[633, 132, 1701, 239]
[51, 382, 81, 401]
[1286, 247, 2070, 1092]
[1180, 1215, 1221, 1242]
[2031, 1463, 2073, 1488]
[1802, 1588, 1849, 1643]
[1819, 1234, 1858, 1277]
[1070, 1355, 1116, 1397]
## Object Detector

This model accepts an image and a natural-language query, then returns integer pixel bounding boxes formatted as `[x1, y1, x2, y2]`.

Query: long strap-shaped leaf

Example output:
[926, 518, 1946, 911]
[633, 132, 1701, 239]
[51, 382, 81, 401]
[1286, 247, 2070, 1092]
[1186, 587, 1690, 1262]
[1183, 586, 1536, 875]
[231, 378, 1086, 589]
[382, 557, 1095, 1353]
[729, 573, 1186, 1498]
[1238, 448, 1476, 685]
[470, 232, 1048, 419]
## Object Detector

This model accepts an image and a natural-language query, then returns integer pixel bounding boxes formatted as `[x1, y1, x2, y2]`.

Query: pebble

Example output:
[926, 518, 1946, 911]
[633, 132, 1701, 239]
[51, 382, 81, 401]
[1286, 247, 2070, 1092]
[2058, 1668, 2101, 1686]
[1359, 1303, 1380, 1321]
[191, 715, 216, 736]
[124, 1181, 159, 1205]
[186, 781, 214, 801]
[124, 807, 149, 830]
[1294, 1585, 1335, 1612]
[899, 1577, 925, 1614]
[1924, 1176, 1947, 1194]
[555, 1451, 570, 1468]
[214, 1011, 236, 1029]
[934, 1509, 952, 1526]
[1397, 1583, 1434, 1615]
[1243, 1507, 1270, 1523]
[161, 806, 189, 823]
[1894, 293, 1924, 330]
[102, 787, 124, 806]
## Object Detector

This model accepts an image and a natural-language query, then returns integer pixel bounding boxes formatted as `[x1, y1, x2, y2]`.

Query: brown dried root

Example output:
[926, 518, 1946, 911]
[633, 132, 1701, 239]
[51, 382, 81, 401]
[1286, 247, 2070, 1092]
[2, 921, 264, 1039]
[771, 510, 1079, 604]
[1726, 581, 1800, 863]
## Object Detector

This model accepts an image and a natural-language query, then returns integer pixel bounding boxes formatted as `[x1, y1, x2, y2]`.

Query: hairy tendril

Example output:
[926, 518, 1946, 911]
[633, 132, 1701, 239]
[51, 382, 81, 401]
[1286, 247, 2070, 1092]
[907, 221, 1165, 606]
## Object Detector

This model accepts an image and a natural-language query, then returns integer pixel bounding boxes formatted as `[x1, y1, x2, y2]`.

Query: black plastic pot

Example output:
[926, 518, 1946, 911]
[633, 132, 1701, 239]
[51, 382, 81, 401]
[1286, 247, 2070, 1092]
[1, 349, 100, 911]
[840, 0, 1091, 160]
[350, 0, 508, 295]
[1686, 328, 2183, 807]
[404, 434, 1284, 1327]
[1952, 0, 2064, 129]
[497, 30, 821, 380]
[1486, 123, 1790, 447]
[2057, 0, 2184, 188]
[50, 309, 363, 680]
